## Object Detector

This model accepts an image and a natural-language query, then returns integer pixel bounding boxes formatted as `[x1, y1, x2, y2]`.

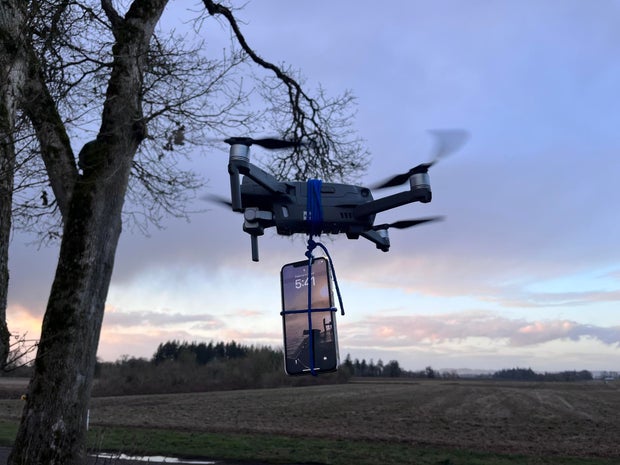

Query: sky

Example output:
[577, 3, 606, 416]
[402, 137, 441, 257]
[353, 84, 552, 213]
[6, 0, 620, 373]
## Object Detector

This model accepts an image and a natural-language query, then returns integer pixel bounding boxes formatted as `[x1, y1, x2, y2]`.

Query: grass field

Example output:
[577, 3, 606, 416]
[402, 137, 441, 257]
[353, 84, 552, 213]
[1, 378, 619, 464]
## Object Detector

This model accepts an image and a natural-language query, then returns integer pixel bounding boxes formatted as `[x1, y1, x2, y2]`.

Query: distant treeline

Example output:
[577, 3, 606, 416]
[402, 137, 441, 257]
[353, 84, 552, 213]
[492, 367, 593, 382]
[91, 340, 597, 397]
[343, 357, 595, 382]
[93, 340, 347, 397]
[342, 355, 406, 378]
[342, 356, 450, 379]
[152, 340, 250, 365]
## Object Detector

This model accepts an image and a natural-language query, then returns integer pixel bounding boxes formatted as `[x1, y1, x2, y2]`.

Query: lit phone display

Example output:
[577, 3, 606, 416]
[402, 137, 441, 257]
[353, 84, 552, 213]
[280, 258, 339, 375]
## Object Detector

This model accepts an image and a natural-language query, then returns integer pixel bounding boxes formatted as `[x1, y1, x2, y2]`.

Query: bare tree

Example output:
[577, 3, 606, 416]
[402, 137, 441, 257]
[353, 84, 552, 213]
[1, 1, 366, 463]
[9, 1, 170, 462]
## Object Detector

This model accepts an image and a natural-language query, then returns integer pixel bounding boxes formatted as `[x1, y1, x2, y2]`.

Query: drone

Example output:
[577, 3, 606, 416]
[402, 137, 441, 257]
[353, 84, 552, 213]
[209, 131, 468, 261]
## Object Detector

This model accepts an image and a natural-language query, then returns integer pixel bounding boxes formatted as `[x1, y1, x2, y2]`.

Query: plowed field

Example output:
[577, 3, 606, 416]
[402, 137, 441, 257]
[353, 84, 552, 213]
[2, 379, 619, 458]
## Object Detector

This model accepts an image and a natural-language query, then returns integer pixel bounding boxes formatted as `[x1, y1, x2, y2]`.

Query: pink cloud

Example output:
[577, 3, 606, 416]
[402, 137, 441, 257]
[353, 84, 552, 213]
[342, 311, 620, 348]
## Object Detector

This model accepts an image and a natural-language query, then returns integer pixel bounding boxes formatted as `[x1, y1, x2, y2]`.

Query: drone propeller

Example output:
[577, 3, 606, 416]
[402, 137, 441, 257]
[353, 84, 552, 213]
[373, 163, 433, 190]
[372, 216, 444, 231]
[373, 129, 469, 190]
[221, 136, 305, 150]
[201, 194, 235, 210]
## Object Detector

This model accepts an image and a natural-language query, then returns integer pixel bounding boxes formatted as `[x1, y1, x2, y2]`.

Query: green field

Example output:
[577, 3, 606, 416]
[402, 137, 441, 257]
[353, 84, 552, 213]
[1, 378, 619, 464]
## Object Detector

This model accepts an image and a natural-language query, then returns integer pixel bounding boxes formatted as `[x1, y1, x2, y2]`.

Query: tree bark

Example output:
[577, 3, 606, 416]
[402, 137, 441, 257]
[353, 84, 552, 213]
[8, 1, 168, 463]
[0, 0, 28, 369]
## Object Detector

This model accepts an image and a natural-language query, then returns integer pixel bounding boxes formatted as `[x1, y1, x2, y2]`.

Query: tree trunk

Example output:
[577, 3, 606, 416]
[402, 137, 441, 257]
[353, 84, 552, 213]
[9, 1, 168, 462]
[0, 93, 15, 370]
[0, 0, 28, 370]
[8, 158, 129, 464]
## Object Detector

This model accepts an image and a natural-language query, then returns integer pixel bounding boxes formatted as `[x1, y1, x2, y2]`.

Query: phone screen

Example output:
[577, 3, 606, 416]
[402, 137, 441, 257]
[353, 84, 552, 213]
[281, 257, 339, 375]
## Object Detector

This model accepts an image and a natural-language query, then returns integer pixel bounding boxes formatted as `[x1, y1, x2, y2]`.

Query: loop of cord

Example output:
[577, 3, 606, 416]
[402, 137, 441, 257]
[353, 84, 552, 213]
[306, 238, 345, 316]
[306, 254, 317, 375]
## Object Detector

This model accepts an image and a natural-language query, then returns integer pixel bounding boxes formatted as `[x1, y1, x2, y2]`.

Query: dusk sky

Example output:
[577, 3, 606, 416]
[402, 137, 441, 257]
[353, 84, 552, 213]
[7, 1, 620, 372]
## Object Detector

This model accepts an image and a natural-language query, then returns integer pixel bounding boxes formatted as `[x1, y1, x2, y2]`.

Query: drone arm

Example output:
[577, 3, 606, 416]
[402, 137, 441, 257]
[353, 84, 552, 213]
[229, 159, 287, 195]
[353, 188, 431, 219]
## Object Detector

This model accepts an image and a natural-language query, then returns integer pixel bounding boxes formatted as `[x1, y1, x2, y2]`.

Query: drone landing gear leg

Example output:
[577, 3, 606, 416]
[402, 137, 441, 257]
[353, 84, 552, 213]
[251, 234, 259, 262]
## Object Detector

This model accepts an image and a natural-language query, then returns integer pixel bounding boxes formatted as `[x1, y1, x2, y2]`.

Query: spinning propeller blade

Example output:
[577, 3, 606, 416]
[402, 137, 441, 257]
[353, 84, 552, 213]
[373, 129, 469, 189]
[201, 194, 235, 210]
[372, 216, 444, 231]
[427, 129, 469, 161]
[373, 163, 432, 189]
[222, 136, 305, 150]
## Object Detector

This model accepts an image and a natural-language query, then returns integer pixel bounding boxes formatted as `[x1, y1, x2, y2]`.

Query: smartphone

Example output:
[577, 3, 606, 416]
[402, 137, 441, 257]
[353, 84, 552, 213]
[280, 257, 339, 375]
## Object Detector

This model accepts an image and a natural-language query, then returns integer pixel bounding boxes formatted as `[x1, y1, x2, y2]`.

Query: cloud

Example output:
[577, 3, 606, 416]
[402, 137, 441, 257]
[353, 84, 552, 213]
[102, 307, 225, 329]
[97, 310, 282, 362]
[6, 304, 44, 339]
[488, 289, 620, 309]
[98, 328, 198, 361]
[342, 311, 620, 349]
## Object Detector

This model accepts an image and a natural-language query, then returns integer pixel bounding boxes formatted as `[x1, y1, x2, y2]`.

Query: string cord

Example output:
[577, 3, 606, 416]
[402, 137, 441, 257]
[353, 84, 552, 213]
[306, 256, 316, 375]
[302, 179, 345, 376]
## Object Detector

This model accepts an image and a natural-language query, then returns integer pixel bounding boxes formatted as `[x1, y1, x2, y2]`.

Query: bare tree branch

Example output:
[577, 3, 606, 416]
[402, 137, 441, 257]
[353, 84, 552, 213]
[2, 333, 38, 373]
[21, 45, 78, 218]
[201, 0, 369, 182]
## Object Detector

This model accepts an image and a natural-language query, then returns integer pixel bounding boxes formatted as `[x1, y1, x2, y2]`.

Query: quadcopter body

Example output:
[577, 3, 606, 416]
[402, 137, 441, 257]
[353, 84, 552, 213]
[216, 134, 466, 261]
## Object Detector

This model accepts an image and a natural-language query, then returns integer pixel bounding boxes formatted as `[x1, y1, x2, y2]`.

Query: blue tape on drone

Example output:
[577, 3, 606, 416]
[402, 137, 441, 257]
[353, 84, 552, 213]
[306, 179, 323, 236]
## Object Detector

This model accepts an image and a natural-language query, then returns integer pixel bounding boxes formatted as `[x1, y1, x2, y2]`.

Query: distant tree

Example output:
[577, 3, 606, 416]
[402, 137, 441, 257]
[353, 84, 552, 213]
[360, 359, 368, 377]
[194, 342, 212, 365]
[376, 359, 384, 376]
[442, 370, 459, 380]
[214, 341, 226, 359]
[383, 360, 402, 378]
[342, 353, 354, 374]
[368, 359, 376, 377]
[353, 358, 361, 376]
[425, 366, 437, 379]
[226, 340, 248, 359]
[152, 340, 181, 364]
[493, 367, 540, 381]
